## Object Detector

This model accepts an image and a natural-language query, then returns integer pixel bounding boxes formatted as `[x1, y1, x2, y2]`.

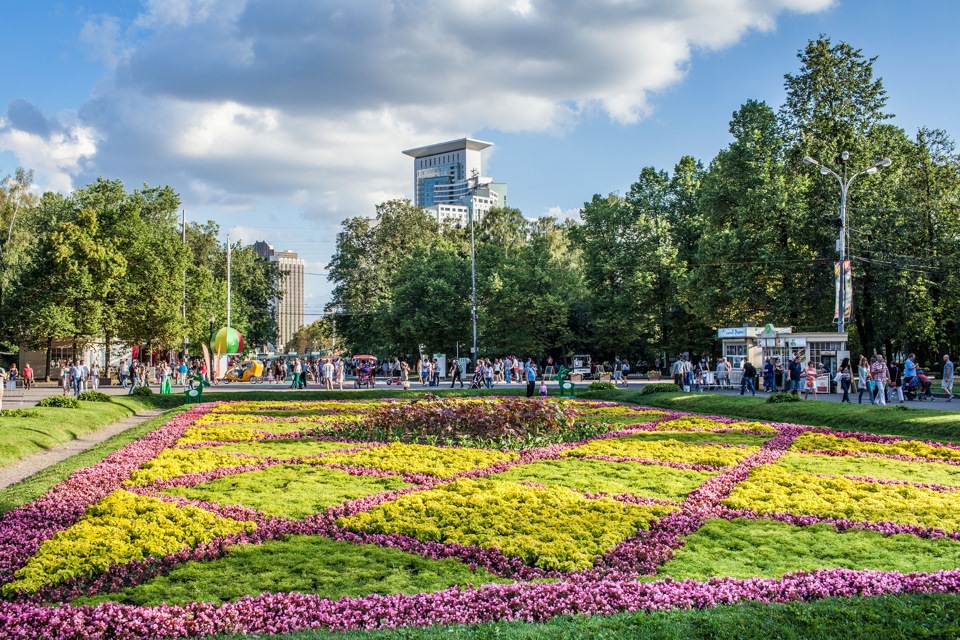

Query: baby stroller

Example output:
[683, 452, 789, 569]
[903, 370, 932, 401]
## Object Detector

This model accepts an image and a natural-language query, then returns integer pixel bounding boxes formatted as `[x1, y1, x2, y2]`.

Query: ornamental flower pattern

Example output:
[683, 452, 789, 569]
[1, 398, 960, 638]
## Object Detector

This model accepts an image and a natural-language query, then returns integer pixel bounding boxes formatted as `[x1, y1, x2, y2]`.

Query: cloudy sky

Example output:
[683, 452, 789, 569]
[3, 1, 959, 318]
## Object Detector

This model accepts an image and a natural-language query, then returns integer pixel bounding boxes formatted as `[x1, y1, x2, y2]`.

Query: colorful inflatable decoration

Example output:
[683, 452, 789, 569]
[211, 327, 244, 355]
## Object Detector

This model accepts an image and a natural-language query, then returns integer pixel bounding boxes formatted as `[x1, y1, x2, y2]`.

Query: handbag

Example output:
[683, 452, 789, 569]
[833, 372, 842, 384]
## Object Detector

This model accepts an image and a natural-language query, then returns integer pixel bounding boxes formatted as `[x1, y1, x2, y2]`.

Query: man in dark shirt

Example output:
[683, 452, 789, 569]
[740, 361, 757, 396]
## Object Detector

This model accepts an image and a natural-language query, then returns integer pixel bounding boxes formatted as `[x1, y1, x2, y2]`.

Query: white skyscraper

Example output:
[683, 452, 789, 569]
[402, 138, 508, 225]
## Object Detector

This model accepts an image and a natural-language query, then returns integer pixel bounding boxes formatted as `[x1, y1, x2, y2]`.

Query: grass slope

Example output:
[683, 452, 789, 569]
[608, 390, 960, 442]
[0, 397, 174, 467]
[77, 535, 509, 606]
[658, 518, 960, 580]
[210, 593, 960, 639]
[0, 406, 186, 513]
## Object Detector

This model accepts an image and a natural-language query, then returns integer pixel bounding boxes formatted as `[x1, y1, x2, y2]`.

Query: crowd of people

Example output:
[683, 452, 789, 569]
[669, 352, 956, 404]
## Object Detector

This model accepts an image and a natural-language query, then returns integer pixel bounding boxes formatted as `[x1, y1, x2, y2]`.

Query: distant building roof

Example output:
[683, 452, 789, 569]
[402, 137, 493, 159]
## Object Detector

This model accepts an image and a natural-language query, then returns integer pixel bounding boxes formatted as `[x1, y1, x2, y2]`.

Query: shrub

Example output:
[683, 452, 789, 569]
[588, 381, 617, 391]
[36, 396, 81, 409]
[767, 392, 800, 404]
[0, 408, 41, 418]
[131, 386, 154, 397]
[77, 391, 112, 403]
[640, 383, 682, 396]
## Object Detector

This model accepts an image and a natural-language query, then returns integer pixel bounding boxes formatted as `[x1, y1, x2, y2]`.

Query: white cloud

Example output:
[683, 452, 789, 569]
[545, 206, 583, 221]
[0, 0, 833, 299]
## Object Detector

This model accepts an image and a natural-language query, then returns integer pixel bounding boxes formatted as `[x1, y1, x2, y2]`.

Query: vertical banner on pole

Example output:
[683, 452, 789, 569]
[835, 260, 853, 323]
[834, 262, 841, 321]
[842, 259, 853, 322]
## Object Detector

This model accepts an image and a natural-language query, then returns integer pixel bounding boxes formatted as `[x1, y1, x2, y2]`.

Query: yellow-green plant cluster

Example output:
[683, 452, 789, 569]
[338, 478, 674, 571]
[319, 443, 517, 477]
[178, 426, 269, 444]
[2, 490, 254, 595]
[576, 407, 669, 419]
[210, 401, 380, 413]
[723, 466, 960, 532]
[563, 437, 758, 467]
[791, 433, 960, 462]
[192, 413, 361, 427]
[654, 417, 777, 433]
[127, 449, 262, 486]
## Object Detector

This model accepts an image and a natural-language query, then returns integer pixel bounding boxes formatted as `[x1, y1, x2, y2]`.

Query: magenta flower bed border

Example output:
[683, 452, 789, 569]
[3, 567, 960, 639]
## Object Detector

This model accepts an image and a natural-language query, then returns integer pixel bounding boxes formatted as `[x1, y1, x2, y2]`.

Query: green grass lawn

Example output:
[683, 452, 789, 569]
[76, 535, 508, 607]
[0, 397, 173, 468]
[657, 518, 960, 580]
[0, 407, 188, 513]
[207, 593, 960, 640]
[580, 389, 960, 442]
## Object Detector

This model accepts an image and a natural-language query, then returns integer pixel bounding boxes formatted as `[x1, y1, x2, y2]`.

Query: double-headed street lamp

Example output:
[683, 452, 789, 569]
[802, 152, 892, 334]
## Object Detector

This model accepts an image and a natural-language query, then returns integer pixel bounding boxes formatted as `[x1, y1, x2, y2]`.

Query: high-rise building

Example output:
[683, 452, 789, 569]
[253, 241, 304, 351]
[402, 138, 507, 225]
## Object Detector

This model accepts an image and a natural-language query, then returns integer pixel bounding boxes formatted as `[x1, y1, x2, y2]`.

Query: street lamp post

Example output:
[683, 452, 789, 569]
[802, 152, 892, 334]
[469, 208, 478, 364]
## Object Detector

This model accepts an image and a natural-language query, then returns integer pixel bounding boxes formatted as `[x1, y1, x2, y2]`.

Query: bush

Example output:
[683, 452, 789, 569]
[77, 391, 112, 403]
[588, 381, 617, 391]
[0, 409, 41, 418]
[131, 386, 154, 397]
[36, 396, 81, 409]
[640, 383, 682, 396]
[767, 392, 801, 404]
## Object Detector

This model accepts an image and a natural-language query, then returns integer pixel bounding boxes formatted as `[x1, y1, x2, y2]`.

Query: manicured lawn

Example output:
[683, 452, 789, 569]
[657, 518, 960, 580]
[490, 457, 713, 501]
[208, 593, 960, 639]
[164, 464, 411, 519]
[0, 406, 188, 513]
[76, 535, 508, 606]
[0, 397, 173, 468]
[583, 389, 960, 442]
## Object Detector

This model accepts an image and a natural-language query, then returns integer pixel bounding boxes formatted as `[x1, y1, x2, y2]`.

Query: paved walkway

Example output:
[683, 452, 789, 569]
[0, 409, 166, 490]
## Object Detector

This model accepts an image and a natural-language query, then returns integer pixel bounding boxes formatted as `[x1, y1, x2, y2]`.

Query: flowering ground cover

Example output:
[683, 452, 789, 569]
[2, 396, 960, 639]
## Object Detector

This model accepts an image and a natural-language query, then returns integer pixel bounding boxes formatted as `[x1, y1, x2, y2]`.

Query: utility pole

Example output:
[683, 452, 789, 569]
[226, 235, 232, 329]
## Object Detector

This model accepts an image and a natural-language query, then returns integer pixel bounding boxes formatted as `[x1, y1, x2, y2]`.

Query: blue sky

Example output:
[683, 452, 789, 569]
[2, 1, 958, 317]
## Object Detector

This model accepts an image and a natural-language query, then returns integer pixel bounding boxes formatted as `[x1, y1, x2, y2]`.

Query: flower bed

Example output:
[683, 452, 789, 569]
[338, 478, 675, 571]
[2, 397, 960, 638]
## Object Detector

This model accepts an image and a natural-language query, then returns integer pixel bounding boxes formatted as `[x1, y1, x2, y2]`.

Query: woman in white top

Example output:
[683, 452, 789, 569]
[90, 363, 100, 390]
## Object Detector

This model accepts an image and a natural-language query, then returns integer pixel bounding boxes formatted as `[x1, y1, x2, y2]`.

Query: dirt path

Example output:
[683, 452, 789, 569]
[0, 409, 167, 490]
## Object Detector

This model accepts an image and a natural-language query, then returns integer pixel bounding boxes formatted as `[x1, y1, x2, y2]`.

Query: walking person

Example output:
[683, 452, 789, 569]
[71, 360, 83, 396]
[802, 361, 818, 400]
[762, 358, 775, 393]
[23, 362, 33, 391]
[450, 359, 464, 388]
[525, 359, 537, 398]
[857, 355, 870, 404]
[889, 360, 903, 404]
[484, 358, 494, 389]
[739, 361, 757, 396]
[323, 359, 334, 390]
[943, 354, 955, 402]
[838, 357, 852, 403]
[90, 363, 100, 390]
[870, 355, 889, 406]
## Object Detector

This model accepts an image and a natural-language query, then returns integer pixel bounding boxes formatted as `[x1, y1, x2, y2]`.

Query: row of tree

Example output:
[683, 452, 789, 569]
[0, 177, 282, 378]
[325, 37, 960, 367]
